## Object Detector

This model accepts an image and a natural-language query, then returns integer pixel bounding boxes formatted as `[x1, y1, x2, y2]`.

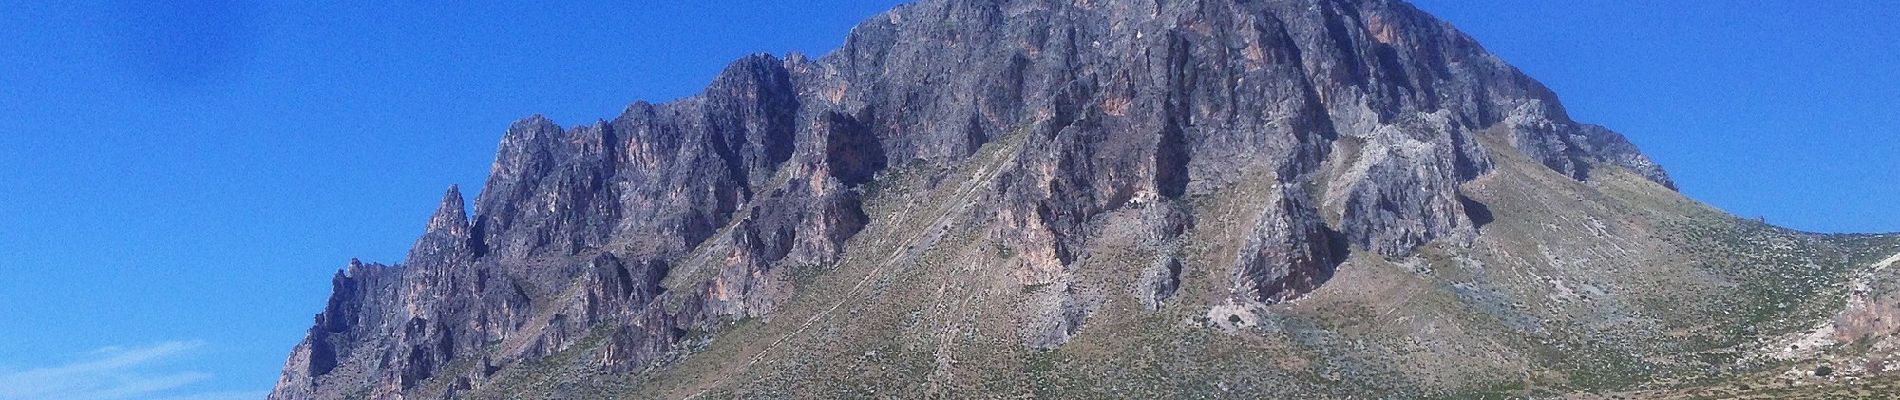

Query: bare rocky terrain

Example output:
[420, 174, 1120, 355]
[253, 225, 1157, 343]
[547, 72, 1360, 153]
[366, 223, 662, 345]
[268, 0, 1900, 398]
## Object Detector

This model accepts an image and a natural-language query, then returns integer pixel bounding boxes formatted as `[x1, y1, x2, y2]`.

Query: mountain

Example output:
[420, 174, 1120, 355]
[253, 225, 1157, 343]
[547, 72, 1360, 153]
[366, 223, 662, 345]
[268, 0, 1900, 398]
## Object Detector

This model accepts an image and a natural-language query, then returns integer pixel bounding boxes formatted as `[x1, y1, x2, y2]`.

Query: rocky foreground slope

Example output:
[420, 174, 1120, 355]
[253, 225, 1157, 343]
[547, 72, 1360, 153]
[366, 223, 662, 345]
[270, 0, 1900, 398]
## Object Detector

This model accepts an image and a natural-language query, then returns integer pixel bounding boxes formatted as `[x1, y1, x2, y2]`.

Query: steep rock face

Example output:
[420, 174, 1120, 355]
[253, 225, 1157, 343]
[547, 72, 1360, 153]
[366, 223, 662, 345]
[273, 1, 1685, 398]
[272, 259, 402, 395]
[272, 53, 871, 399]
[811, 0, 1671, 302]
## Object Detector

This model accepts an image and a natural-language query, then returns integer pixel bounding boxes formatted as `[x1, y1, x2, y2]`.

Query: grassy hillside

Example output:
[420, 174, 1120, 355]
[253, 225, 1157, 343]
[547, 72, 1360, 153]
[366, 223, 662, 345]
[459, 129, 1900, 399]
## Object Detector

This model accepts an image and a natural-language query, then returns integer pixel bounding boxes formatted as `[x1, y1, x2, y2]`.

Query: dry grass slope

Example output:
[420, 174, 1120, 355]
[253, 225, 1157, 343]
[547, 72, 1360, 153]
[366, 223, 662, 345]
[455, 128, 1900, 399]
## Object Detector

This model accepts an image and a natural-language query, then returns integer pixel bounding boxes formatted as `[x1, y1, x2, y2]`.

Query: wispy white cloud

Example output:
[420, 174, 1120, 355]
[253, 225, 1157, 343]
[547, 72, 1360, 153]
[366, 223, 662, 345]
[0, 341, 263, 400]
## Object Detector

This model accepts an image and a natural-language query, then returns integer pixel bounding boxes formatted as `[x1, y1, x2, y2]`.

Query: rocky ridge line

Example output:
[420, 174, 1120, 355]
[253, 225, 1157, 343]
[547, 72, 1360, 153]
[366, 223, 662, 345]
[270, 1, 1675, 398]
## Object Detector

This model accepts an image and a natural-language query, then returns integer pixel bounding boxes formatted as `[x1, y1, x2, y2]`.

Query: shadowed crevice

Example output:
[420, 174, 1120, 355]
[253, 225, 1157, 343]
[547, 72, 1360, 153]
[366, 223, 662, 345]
[1459, 194, 1494, 230]
[824, 111, 887, 187]
[1155, 122, 1190, 199]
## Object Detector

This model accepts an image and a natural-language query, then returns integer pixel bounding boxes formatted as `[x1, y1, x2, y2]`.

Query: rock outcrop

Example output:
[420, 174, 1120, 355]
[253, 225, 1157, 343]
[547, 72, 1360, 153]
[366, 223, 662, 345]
[271, 1, 1688, 398]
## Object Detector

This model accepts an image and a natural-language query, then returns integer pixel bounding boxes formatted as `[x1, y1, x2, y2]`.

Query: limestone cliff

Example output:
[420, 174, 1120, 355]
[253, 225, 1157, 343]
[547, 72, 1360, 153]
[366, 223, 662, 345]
[267, 1, 1831, 399]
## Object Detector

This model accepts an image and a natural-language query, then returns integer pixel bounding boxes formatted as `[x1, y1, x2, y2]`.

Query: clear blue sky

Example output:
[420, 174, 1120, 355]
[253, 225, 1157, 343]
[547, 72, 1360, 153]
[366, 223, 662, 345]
[0, 1, 1892, 398]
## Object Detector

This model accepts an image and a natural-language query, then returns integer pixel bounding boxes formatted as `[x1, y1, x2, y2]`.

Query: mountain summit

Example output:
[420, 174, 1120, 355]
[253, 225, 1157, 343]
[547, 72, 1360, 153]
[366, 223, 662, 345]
[271, 1, 1899, 398]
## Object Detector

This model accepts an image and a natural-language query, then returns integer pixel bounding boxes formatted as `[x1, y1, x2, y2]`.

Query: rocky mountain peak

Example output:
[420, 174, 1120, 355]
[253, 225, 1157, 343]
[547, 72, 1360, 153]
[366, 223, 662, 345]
[258, 2, 1832, 399]
[425, 185, 468, 235]
[407, 185, 474, 266]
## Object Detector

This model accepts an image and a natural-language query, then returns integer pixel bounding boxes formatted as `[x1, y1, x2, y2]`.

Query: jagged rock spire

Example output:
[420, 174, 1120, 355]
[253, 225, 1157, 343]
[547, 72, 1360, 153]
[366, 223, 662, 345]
[425, 184, 470, 237]
[407, 185, 474, 265]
